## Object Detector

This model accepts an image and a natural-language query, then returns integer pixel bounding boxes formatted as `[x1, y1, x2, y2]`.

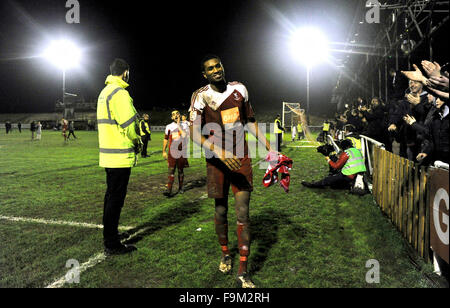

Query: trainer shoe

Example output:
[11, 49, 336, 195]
[104, 244, 137, 256]
[236, 272, 255, 288]
[219, 255, 232, 274]
[178, 188, 184, 194]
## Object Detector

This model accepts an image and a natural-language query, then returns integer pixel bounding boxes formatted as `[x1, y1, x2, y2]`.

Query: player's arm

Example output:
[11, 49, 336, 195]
[162, 128, 169, 159]
[242, 87, 278, 154]
[246, 120, 277, 153]
[189, 91, 241, 170]
[176, 120, 187, 138]
[162, 138, 168, 160]
[189, 122, 241, 171]
[328, 152, 349, 170]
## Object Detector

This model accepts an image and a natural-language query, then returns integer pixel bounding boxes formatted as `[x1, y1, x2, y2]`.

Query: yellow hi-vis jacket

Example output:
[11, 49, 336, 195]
[323, 122, 330, 132]
[140, 120, 150, 136]
[342, 147, 366, 176]
[297, 123, 303, 133]
[274, 119, 283, 134]
[346, 136, 362, 152]
[97, 75, 140, 168]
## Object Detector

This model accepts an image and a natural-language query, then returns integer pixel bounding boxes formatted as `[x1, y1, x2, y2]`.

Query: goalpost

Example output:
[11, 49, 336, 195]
[281, 102, 301, 131]
[281, 102, 315, 143]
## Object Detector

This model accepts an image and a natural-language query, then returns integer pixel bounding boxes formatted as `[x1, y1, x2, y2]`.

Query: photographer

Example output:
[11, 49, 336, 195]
[302, 139, 366, 189]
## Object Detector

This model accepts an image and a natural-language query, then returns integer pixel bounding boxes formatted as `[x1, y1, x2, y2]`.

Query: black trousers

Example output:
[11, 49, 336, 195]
[316, 172, 353, 189]
[141, 134, 150, 156]
[103, 167, 131, 248]
[276, 133, 283, 152]
[67, 130, 77, 139]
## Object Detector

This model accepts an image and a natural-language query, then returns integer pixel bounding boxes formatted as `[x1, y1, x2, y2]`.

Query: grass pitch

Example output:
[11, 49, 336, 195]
[0, 129, 436, 288]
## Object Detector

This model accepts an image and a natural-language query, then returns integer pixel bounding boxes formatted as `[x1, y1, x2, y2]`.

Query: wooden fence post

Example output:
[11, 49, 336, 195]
[407, 161, 414, 245]
[402, 160, 409, 239]
[418, 166, 427, 258]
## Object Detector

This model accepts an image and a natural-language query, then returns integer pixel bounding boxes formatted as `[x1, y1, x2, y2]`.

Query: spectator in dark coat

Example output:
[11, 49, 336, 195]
[404, 98, 449, 164]
[361, 97, 386, 142]
[346, 108, 364, 133]
[387, 80, 432, 161]
[5, 121, 11, 134]
[388, 68, 409, 102]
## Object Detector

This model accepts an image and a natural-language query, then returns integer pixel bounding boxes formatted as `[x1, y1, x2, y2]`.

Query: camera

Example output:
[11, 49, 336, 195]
[316, 144, 339, 162]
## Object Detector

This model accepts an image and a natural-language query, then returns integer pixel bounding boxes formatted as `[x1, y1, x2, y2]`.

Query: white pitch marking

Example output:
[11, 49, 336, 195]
[45, 252, 107, 288]
[44, 193, 208, 288]
[0, 215, 135, 231]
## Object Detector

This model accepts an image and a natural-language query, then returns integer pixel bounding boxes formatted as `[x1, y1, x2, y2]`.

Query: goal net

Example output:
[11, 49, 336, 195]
[282, 102, 315, 142]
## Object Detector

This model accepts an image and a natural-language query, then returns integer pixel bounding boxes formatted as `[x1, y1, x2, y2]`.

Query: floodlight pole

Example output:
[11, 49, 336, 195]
[62, 69, 66, 107]
[306, 66, 311, 125]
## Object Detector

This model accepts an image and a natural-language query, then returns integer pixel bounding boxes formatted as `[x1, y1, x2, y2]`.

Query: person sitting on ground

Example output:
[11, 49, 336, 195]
[302, 139, 366, 189]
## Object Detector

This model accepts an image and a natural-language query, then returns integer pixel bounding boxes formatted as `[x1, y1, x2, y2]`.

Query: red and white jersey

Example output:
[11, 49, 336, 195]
[190, 82, 248, 112]
[189, 82, 253, 128]
[189, 82, 255, 157]
[164, 121, 189, 142]
[164, 121, 189, 157]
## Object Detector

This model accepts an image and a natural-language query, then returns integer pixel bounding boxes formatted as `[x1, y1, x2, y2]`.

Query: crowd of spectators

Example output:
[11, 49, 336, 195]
[333, 60, 449, 165]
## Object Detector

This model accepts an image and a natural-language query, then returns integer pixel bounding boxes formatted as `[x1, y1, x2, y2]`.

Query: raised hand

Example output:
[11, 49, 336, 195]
[401, 64, 427, 84]
[427, 75, 449, 90]
[403, 114, 416, 126]
[215, 148, 241, 171]
[416, 153, 427, 161]
[421, 60, 441, 78]
[405, 93, 421, 105]
[427, 86, 449, 100]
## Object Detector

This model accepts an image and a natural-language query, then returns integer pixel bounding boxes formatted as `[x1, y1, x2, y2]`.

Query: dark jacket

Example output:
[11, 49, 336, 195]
[362, 104, 386, 140]
[388, 72, 409, 103]
[388, 92, 431, 145]
[412, 105, 449, 163]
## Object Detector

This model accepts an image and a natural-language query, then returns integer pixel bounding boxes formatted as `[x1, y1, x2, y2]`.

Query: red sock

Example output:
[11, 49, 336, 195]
[238, 256, 248, 274]
[221, 245, 230, 256]
[167, 174, 175, 192]
[237, 222, 250, 275]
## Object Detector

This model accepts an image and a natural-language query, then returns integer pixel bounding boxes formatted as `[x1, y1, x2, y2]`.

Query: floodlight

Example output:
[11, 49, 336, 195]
[43, 39, 81, 70]
[290, 27, 329, 68]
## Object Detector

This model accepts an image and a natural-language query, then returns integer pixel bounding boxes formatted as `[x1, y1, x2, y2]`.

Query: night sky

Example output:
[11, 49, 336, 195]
[0, 0, 360, 115]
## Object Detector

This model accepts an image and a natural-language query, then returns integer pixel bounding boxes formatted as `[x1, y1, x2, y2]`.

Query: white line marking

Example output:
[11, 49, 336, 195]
[0, 215, 134, 231]
[45, 252, 107, 288]
[44, 193, 208, 288]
